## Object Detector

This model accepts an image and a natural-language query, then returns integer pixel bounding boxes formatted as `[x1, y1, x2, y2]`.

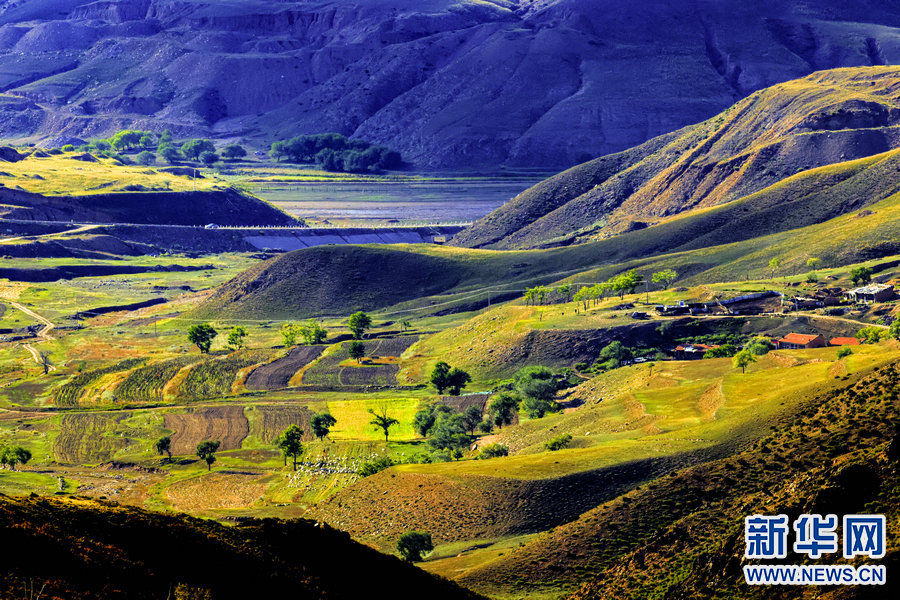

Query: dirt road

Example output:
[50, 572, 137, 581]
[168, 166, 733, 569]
[8, 300, 56, 372]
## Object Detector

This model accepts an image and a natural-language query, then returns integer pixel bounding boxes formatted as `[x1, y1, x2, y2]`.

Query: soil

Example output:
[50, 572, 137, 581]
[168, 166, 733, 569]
[245, 345, 326, 390]
[163, 406, 249, 455]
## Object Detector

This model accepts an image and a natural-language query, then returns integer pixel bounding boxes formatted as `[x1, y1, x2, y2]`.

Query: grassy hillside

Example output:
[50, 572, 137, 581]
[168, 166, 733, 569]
[0, 495, 484, 600]
[453, 66, 900, 249]
[449, 360, 900, 599]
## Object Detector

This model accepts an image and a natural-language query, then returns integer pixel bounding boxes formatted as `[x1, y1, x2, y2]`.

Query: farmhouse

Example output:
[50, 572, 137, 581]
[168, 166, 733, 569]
[845, 283, 895, 303]
[674, 344, 718, 360]
[775, 333, 827, 349]
[829, 337, 860, 347]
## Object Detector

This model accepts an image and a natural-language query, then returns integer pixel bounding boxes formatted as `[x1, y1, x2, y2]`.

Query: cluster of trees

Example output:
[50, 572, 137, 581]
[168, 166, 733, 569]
[414, 403, 484, 460]
[572, 269, 646, 309]
[274, 414, 337, 471]
[281, 319, 328, 346]
[0, 445, 31, 470]
[850, 266, 873, 286]
[269, 133, 402, 173]
[63, 129, 249, 167]
[187, 323, 250, 354]
[523, 284, 573, 306]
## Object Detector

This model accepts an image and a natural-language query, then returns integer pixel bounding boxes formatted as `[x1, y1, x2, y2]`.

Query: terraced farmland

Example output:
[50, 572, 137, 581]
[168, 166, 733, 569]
[163, 406, 250, 455]
[54, 412, 132, 463]
[54, 359, 146, 408]
[244, 346, 326, 391]
[302, 337, 418, 387]
[174, 349, 279, 401]
[112, 356, 200, 404]
[250, 405, 315, 444]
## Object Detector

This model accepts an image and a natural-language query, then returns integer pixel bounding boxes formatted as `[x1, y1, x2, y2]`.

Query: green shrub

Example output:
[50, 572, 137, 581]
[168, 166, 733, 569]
[545, 433, 573, 451]
[357, 456, 394, 477]
[478, 443, 509, 459]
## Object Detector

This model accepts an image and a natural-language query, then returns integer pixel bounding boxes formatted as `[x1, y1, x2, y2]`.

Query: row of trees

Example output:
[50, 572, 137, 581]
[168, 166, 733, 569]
[67, 130, 249, 167]
[187, 312, 379, 355]
[269, 133, 402, 173]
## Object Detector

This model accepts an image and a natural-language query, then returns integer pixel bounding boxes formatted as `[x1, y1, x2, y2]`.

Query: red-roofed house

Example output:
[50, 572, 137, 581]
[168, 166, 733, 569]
[775, 333, 827, 350]
[829, 337, 860, 347]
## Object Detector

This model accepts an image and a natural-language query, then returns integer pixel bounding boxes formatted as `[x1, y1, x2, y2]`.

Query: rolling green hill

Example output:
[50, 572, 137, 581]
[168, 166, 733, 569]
[452, 66, 900, 249]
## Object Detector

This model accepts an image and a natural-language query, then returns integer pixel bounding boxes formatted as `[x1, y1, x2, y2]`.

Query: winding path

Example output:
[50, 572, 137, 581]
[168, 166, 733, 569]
[8, 301, 56, 372]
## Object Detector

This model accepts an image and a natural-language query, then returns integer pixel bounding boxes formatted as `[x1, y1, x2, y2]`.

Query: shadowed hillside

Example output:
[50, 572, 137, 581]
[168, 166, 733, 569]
[3, 1, 900, 167]
[0, 494, 484, 600]
[453, 67, 900, 248]
[0, 186, 296, 226]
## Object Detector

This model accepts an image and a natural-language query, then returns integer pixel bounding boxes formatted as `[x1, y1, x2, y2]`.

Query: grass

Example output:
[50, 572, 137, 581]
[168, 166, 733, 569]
[326, 397, 421, 442]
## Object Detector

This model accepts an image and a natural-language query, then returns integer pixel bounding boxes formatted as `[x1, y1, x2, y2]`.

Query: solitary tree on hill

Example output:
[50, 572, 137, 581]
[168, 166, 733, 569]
[187, 323, 217, 354]
[276, 425, 305, 470]
[310, 413, 337, 441]
[446, 367, 471, 396]
[369, 404, 399, 443]
[196, 440, 220, 471]
[651, 269, 679, 290]
[347, 311, 372, 339]
[768, 257, 782, 278]
[155, 436, 172, 460]
[430, 361, 452, 394]
[732, 349, 757, 374]
[348, 340, 365, 363]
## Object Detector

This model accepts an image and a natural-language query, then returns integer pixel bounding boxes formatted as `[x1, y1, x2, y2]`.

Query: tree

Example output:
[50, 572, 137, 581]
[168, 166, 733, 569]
[347, 311, 372, 339]
[446, 367, 471, 396]
[226, 326, 247, 350]
[400, 319, 412, 332]
[348, 340, 365, 363]
[521, 395, 555, 419]
[139, 134, 155, 148]
[428, 412, 470, 455]
[514, 366, 558, 405]
[462, 405, 484, 434]
[768, 257, 782, 278]
[281, 322, 300, 346]
[745, 336, 774, 356]
[732, 349, 756, 374]
[196, 440, 220, 471]
[487, 392, 519, 429]
[199, 151, 219, 166]
[181, 139, 215, 161]
[556, 283, 573, 302]
[545, 433, 573, 451]
[369, 405, 399, 442]
[275, 425, 304, 470]
[704, 344, 737, 358]
[651, 269, 679, 290]
[110, 130, 143, 150]
[397, 531, 433, 562]
[850, 266, 873, 286]
[136, 150, 155, 165]
[159, 129, 173, 146]
[159, 144, 180, 163]
[478, 443, 508, 459]
[310, 413, 337, 440]
[298, 319, 327, 345]
[221, 144, 247, 160]
[155, 436, 172, 460]
[187, 323, 217, 353]
[595, 341, 632, 371]
[430, 361, 452, 394]
[857, 326, 885, 344]
[806, 257, 821, 271]
[0, 445, 31, 470]
[889, 319, 900, 341]
[270, 141, 288, 162]
[413, 404, 451, 437]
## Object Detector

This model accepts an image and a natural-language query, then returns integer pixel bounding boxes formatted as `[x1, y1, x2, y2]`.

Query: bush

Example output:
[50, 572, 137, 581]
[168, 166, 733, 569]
[199, 151, 219, 166]
[357, 456, 394, 477]
[222, 144, 247, 160]
[61, 144, 75, 152]
[745, 336, 774, 356]
[837, 346, 853, 359]
[704, 344, 737, 358]
[478, 443, 509, 459]
[545, 433, 573, 451]
[136, 151, 156, 165]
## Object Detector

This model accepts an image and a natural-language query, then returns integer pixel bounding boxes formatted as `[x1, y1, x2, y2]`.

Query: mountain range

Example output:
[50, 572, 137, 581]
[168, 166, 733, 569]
[3, 0, 900, 167]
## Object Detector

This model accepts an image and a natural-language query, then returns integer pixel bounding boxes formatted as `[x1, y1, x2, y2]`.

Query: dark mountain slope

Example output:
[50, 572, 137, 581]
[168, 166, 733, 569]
[3, 1, 900, 167]
[0, 494, 484, 600]
[452, 66, 900, 248]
